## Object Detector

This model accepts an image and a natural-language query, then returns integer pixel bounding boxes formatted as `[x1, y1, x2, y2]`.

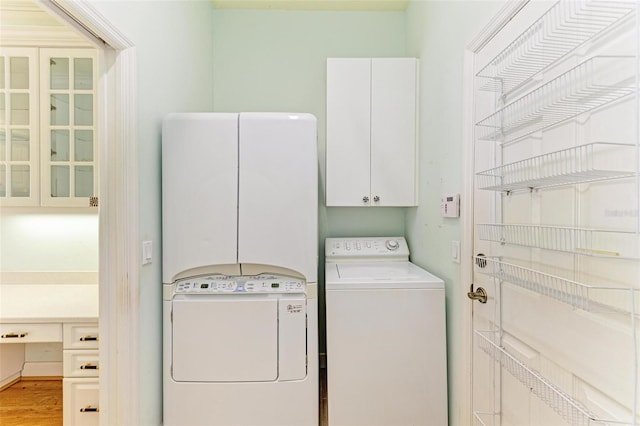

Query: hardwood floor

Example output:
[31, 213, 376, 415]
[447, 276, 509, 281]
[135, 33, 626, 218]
[0, 379, 62, 426]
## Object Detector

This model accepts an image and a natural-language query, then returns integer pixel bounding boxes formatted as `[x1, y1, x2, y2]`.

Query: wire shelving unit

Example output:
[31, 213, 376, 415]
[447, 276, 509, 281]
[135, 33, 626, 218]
[476, 0, 636, 95]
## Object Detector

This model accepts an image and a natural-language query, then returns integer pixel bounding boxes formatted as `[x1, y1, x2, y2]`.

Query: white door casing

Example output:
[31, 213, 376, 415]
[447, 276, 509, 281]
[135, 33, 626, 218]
[40, 1, 139, 425]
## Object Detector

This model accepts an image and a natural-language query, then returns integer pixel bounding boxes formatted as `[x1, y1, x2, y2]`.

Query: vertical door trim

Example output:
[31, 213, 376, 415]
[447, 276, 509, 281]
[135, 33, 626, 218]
[460, 1, 528, 425]
[40, 1, 139, 425]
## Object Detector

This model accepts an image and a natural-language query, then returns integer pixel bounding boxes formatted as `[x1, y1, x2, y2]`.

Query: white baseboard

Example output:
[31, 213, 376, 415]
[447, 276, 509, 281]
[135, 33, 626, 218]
[21, 361, 63, 377]
[0, 372, 21, 390]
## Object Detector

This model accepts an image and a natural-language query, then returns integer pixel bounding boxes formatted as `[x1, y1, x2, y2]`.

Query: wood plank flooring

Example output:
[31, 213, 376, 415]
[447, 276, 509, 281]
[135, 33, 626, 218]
[0, 379, 62, 426]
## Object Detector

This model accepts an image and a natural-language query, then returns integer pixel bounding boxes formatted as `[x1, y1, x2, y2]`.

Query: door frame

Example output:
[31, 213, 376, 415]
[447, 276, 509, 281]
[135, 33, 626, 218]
[41, 1, 139, 424]
[460, 1, 529, 424]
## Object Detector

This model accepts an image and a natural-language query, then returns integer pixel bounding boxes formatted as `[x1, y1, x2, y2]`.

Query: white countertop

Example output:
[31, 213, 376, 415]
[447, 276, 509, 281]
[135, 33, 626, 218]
[0, 284, 98, 323]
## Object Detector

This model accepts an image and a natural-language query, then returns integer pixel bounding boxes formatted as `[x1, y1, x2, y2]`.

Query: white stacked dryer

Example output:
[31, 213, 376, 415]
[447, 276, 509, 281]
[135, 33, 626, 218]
[162, 113, 318, 426]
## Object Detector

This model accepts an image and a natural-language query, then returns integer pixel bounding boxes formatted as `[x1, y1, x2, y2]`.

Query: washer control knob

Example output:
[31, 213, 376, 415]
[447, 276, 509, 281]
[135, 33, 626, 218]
[385, 239, 400, 251]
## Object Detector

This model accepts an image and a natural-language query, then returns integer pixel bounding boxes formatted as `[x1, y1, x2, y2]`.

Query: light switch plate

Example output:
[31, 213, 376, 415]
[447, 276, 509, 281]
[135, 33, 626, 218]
[451, 240, 460, 263]
[142, 240, 153, 265]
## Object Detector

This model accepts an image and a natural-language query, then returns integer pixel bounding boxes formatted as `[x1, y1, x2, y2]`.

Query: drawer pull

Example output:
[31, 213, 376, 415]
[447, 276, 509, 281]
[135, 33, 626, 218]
[79, 335, 98, 342]
[1, 332, 28, 339]
[80, 406, 99, 413]
[80, 363, 99, 370]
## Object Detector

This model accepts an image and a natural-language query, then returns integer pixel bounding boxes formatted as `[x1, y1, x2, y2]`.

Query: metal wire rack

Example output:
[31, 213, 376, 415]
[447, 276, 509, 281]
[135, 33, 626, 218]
[475, 56, 635, 142]
[476, 0, 636, 95]
[476, 224, 640, 259]
[476, 142, 636, 192]
[475, 330, 605, 426]
[475, 257, 635, 314]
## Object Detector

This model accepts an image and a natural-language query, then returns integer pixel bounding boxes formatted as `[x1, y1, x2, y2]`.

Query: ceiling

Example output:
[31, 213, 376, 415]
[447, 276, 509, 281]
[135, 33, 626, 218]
[0, 0, 409, 47]
[211, 0, 410, 11]
[0, 0, 90, 47]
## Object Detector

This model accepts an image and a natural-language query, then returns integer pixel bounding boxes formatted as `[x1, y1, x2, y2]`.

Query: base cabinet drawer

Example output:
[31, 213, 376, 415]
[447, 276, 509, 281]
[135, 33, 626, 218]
[63, 350, 99, 378]
[0, 323, 62, 343]
[63, 378, 99, 426]
[63, 323, 99, 349]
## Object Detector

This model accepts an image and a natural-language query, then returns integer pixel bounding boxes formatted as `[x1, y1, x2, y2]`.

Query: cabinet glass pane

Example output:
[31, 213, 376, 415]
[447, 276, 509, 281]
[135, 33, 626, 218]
[51, 130, 70, 161]
[0, 164, 5, 196]
[75, 166, 93, 197]
[0, 57, 4, 89]
[51, 165, 69, 197]
[50, 57, 69, 90]
[0, 93, 4, 125]
[74, 94, 93, 125]
[74, 58, 93, 90]
[50, 94, 69, 125]
[0, 130, 5, 161]
[10, 165, 29, 197]
[10, 93, 29, 125]
[74, 130, 93, 161]
[10, 129, 29, 161]
[9, 57, 29, 89]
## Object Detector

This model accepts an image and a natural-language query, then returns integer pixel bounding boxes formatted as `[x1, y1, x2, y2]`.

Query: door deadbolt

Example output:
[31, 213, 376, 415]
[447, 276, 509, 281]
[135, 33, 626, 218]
[467, 284, 488, 303]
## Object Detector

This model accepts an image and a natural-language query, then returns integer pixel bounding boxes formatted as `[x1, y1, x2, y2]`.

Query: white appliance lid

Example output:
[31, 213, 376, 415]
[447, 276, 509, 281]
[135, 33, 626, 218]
[326, 262, 444, 290]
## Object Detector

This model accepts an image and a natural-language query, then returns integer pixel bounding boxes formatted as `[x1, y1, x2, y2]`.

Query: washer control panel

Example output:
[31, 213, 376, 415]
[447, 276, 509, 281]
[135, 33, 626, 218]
[325, 237, 410, 261]
[175, 274, 305, 294]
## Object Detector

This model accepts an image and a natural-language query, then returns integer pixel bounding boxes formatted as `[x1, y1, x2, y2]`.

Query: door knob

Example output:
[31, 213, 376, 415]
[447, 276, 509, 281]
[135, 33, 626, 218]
[373, 195, 380, 202]
[363, 196, 369, 203]
[467, 284, 487, 303]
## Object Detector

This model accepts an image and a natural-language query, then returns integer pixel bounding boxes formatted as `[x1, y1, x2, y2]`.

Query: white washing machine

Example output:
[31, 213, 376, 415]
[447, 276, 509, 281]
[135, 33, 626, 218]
[325, 237, 448, 426]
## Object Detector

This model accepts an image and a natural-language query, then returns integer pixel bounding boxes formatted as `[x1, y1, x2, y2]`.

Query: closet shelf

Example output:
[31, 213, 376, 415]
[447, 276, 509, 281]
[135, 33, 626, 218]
[476, 0, 635, 95]
[475, 257, 636, 314]
[476, 224, 640, 259]
[475, 330, 619, 426]
[475, 56, 635, 143]
[476, 142, 636, 192]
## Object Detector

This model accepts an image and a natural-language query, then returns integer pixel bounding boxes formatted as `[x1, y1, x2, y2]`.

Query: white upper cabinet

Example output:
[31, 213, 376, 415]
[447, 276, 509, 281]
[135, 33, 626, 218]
[0, 47, 98, 208]
[326, 57, 418, 207]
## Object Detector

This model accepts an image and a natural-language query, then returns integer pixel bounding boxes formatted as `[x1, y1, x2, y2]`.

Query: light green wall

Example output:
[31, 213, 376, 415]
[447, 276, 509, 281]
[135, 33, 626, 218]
[47, 2, 512, 424]
[404, 1, 504, 424]
[211, 8, 409, 351]
[86, 1, 215, 424]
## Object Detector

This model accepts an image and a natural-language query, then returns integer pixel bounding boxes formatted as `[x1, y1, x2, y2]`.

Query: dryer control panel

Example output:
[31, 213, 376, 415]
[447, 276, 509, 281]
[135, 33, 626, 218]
[174, 274, 305, 294]
[325, 237, 410, 262]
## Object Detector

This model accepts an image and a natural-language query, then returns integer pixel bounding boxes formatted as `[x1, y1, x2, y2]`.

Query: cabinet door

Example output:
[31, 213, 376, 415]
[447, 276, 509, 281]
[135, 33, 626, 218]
[40, 49, 98, 207]
[371, 58, 417, 206]
[0, 48, 39, 206]
[238, 113, 318, 281]
[162, 113, 239, 283]
[326, 58, 371, 206]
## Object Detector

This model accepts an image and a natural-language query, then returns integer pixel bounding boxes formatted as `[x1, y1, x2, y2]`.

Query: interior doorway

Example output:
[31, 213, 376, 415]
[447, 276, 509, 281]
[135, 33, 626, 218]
[0, 1, 138, 424]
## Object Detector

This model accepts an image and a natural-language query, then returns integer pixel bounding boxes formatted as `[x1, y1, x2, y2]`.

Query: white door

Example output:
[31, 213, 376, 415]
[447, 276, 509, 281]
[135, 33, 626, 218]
[468, 2, 639, 425]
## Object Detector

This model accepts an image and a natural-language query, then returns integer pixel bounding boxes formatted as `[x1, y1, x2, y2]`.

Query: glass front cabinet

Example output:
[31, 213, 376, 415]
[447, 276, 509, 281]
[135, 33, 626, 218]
[0, 47, 97, 207]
